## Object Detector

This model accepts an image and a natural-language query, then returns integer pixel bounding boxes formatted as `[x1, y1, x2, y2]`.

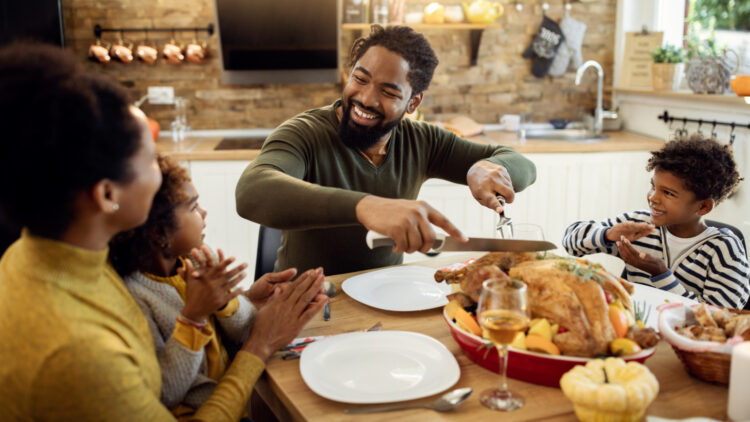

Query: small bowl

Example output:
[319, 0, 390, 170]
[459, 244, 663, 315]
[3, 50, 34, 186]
[549, 118, 570, 129]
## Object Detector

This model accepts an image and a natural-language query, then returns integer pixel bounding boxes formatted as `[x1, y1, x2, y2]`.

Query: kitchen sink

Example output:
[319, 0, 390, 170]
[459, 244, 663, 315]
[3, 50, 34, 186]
[213, 136, 267, 150]
[524, 128, 608, 142]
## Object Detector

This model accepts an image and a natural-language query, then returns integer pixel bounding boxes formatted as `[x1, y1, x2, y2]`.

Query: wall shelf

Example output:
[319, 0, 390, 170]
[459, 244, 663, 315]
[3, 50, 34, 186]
[342, 23, 499, 30]
[613, 87, 747, 106]
[341, 23, 500, 66]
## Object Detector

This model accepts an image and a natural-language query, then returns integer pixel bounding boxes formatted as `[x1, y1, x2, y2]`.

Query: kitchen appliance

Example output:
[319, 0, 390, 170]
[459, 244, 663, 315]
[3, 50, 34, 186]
[214, 0, 339, 84]
[0, 0, 64, 47]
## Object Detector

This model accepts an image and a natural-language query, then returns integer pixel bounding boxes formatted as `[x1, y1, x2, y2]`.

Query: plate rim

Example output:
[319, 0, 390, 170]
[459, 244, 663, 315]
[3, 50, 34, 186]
[299, 330, 460, 404]
[341, 265, 451, 312]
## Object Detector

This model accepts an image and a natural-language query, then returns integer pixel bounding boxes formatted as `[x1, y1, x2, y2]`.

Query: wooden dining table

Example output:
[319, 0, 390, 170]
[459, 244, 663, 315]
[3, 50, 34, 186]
[253, 253, 729, 421]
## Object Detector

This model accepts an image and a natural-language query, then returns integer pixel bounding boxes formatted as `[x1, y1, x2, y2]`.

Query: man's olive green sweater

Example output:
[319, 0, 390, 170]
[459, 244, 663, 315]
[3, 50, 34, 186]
[236, 100, 536, 275]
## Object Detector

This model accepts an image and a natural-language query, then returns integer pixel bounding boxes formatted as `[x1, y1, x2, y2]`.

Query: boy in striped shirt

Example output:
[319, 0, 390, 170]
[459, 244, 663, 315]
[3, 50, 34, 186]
[564, 136, 748, 308]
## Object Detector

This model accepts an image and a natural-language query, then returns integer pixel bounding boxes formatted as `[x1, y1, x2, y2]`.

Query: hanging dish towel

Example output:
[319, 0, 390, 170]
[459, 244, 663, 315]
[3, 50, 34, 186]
[522, 15, 565, 78]
[549, 12, 587, 76]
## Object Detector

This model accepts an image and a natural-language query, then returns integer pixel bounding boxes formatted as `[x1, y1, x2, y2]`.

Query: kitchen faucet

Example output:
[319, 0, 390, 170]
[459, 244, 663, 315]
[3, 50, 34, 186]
[575, 60, 603, 135]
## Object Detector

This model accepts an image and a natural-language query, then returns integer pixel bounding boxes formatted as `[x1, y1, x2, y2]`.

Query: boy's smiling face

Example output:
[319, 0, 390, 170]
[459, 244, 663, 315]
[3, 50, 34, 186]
[647, 168, 711, 229]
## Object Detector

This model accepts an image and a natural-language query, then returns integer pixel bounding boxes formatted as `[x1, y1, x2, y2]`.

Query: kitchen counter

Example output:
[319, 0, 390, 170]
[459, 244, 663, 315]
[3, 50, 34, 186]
[157, 130, 664, 161]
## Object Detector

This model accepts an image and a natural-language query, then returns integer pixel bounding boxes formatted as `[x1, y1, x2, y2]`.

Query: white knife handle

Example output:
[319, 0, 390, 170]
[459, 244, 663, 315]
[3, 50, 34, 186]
[366, 230, 446, 251]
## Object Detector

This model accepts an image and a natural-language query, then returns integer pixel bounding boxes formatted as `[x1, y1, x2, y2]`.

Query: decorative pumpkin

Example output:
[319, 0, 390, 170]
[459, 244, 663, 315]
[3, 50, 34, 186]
[560, 357, 659, 422]
[730, 75, 750, 96]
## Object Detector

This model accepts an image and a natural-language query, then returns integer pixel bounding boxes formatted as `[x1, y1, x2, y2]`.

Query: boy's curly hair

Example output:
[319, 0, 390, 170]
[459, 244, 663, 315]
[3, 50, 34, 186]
[646, 134, 742, 203]
[349, 25, 438, 96]
[109, 155, 191, 276]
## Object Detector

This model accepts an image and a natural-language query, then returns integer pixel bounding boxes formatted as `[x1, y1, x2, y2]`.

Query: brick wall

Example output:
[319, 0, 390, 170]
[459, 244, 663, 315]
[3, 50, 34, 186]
[62, 0, 615, 129]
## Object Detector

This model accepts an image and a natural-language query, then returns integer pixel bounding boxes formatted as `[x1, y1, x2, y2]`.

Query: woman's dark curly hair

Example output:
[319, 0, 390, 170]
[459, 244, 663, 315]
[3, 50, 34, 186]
[0, 43, 141, 238]
[647, 134, 742, 203]
[109, 155, 191, 276]
[349, 25, 439, 96]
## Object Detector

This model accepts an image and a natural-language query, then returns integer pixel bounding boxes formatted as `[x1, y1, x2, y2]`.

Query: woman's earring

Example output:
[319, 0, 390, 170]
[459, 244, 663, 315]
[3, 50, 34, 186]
[112, 203, 120, 211]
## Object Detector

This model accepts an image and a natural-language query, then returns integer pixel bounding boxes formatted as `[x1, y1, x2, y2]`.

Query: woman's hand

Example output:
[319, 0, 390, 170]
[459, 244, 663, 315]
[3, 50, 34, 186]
[241, 267, 328, 361]
[178, 246, 248, 323]
[245, 268, 298, 309]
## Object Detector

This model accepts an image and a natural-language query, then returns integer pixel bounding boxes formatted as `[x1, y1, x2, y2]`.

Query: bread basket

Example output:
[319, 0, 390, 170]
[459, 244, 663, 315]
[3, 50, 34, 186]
[658, 302, 750, 384]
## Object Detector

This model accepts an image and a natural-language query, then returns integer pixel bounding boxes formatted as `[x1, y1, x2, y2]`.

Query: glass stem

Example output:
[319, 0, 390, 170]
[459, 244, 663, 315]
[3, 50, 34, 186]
[498, 344, 509, 392]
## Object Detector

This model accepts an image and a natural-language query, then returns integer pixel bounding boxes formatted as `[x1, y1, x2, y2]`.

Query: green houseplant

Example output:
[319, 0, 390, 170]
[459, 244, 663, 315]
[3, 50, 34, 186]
[651, 44, 686, 91]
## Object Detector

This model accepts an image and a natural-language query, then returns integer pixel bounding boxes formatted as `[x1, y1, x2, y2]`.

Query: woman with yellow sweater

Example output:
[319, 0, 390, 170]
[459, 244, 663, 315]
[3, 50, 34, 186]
[0, 44, 327, 421]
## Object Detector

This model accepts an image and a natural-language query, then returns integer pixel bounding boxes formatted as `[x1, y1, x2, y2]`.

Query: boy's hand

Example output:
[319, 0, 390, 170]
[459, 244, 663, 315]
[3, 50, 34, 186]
[246, 268, 298, 309]
[179, 246, 248, 323]
[605, 222, 655, 242]
[241, 268, 328, 361]
[617, 237, 668, 276]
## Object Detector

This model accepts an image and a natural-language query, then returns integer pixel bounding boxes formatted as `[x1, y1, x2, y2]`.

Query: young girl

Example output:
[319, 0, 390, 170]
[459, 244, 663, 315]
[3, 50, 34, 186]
[109, 155, 326, 419]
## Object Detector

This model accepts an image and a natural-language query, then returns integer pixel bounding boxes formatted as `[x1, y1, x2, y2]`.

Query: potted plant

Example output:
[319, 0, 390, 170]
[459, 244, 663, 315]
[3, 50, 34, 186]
[684, 30, 738, 94]
[651, 44, 686, 91]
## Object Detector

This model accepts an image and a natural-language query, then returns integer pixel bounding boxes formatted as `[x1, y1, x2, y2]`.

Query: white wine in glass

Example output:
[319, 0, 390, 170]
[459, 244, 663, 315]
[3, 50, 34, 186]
[477, 278, 530, 411]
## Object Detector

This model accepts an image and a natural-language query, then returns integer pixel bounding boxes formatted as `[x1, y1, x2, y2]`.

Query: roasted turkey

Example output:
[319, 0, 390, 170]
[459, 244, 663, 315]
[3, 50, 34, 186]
[436, 252, 635, 357]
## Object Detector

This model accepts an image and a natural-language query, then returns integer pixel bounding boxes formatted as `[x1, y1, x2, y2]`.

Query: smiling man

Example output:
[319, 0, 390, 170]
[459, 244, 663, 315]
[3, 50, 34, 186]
[236, 25, 536, 275]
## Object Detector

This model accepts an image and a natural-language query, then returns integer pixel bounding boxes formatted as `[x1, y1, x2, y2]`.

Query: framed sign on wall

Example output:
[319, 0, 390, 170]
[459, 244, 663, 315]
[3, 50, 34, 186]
[619, 30, 664, 89]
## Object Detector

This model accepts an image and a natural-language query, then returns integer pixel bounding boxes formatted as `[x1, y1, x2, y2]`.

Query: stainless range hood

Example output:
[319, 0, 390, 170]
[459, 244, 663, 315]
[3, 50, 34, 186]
[213, 0, 340, 84]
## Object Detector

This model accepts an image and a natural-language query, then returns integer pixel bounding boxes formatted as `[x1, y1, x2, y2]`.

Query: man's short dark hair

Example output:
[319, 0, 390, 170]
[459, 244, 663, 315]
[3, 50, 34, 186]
[0, 43, 142, 238]
[349, 25, 439, 96]
[647, 134, 742, 203]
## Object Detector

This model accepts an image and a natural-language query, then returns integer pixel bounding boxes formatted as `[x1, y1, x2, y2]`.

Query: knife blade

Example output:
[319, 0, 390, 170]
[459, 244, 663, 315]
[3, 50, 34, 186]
[366, 230, 556, 252]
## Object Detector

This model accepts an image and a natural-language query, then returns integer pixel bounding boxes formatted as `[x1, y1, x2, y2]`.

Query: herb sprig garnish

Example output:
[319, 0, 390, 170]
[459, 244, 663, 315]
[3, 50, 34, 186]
[557, 259, 606, 285]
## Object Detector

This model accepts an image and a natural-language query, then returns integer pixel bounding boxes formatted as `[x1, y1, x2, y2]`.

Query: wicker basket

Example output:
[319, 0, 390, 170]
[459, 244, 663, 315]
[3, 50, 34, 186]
[671, 346, 732, 384]
[669, 308, 750, 385]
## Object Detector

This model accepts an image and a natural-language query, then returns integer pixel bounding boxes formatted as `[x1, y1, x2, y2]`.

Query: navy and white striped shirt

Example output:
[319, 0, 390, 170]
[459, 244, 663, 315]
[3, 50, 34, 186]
[563, 210, 749, 309]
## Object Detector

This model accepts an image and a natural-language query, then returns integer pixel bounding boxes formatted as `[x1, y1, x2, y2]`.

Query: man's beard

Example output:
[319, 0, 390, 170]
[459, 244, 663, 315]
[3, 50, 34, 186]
[338, 99, 404, 151]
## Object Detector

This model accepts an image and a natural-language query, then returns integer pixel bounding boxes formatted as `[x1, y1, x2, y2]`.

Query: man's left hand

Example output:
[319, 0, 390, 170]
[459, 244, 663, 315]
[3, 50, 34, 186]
[617, 237, 668, 277]
[467, 160, 514, 214]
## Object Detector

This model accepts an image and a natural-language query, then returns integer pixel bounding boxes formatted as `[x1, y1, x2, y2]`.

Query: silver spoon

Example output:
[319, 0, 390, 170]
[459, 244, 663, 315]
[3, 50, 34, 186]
[344, 387, 473, 414]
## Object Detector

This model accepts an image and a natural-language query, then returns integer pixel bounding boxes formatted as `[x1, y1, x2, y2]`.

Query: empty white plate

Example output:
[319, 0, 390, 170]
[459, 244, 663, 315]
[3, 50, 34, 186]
[300, 331, 460, 404]
[342, 265, 451, 312]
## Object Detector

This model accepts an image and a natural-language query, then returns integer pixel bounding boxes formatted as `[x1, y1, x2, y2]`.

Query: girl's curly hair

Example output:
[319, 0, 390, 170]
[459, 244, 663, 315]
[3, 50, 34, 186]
[349, 25, 438, 96]
[646, 134, 742, 203]
[109, 155, 191, 276]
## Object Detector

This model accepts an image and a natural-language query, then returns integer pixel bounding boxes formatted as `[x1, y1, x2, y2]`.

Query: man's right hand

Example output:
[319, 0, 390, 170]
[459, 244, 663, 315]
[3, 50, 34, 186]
[355, 195, 467, 254]
[605, 221, 655, 243]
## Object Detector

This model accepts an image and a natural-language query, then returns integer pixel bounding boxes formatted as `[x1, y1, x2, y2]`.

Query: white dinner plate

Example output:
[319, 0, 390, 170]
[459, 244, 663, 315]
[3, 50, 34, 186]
[631, 282, 698, 328]
[300, 331, 460, 404]
[342, 265, 451, 311]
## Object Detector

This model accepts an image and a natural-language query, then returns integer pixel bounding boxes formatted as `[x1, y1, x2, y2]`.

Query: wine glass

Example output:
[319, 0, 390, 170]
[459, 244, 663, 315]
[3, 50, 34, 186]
[477, 278, 530, 411]
[509, 223, 545, 241]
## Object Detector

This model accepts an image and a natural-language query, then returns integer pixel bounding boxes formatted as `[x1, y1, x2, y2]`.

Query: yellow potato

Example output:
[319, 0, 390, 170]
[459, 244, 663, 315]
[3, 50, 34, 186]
[528, 318, 552, 341]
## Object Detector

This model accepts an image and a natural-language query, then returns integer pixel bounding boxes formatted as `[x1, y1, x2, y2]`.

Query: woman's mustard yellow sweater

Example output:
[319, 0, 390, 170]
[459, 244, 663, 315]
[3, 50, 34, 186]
[0, 231, 264, 421]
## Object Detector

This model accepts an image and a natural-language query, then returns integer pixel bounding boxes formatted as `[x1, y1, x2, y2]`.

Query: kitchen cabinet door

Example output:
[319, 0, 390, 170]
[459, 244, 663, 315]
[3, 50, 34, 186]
[188, 161, 259, 282]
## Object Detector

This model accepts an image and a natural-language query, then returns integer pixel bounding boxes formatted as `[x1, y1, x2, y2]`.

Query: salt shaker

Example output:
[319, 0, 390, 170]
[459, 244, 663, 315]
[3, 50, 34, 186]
[728, 342, 750, 421]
